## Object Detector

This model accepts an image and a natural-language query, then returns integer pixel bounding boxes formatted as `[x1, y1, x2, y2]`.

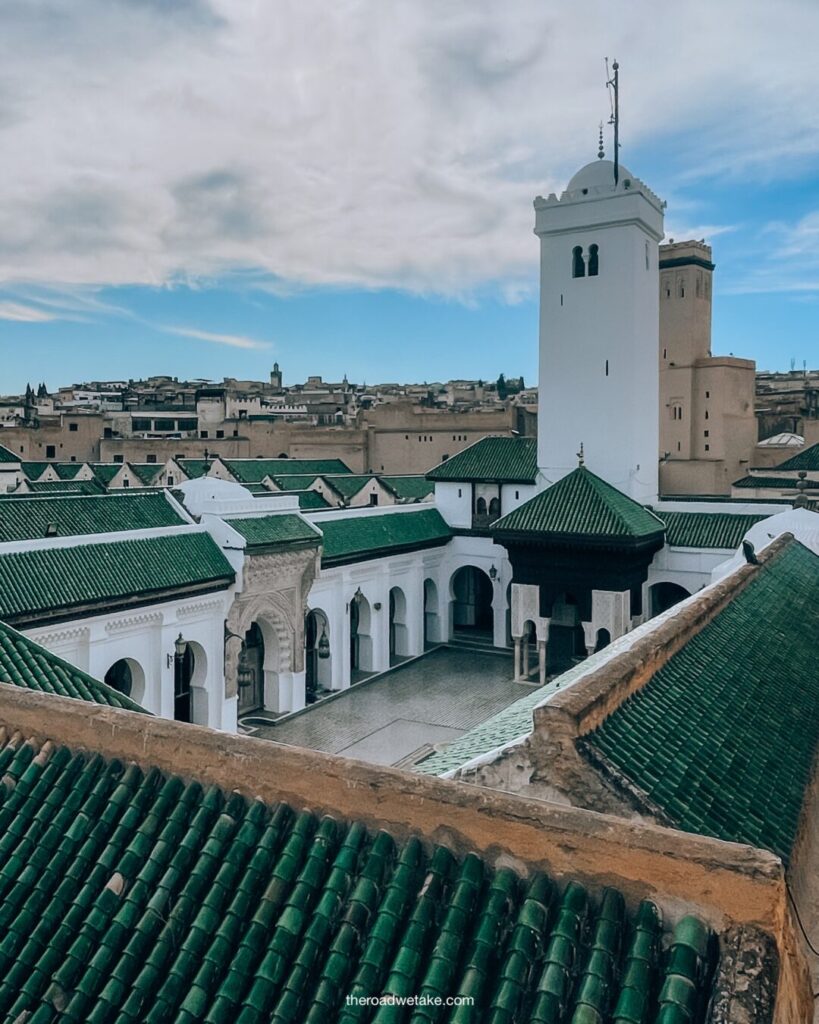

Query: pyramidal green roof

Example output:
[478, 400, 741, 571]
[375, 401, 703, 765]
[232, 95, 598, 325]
[585, 539, 819, 862]
[493, 467, 665, 541]
[0, 492, 186, 542]
[427, 436, 537, 483]
[0, 620, 146, 711]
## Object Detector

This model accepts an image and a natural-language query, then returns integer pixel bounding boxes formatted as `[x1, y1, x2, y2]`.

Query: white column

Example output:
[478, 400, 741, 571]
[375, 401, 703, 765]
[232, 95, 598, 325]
[513, 637, 522, 681]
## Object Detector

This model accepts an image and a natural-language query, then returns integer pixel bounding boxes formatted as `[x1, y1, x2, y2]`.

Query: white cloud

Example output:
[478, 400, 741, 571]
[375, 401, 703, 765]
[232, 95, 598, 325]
[160, 324, 271, 350]
[0, 0, 817, 296]
[0, 301, 57, 322]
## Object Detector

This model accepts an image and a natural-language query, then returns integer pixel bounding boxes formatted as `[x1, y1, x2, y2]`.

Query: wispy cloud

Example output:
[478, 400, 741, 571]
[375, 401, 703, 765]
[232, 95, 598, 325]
[0, 301, 58, 322]
[160, 324, 271, 350]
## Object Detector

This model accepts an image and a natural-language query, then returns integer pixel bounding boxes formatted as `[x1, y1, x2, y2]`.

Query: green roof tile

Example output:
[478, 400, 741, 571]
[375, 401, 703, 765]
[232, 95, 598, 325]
[273, 490, 331, 510]
[732, 476, 805, 489]
[774, 442, 819, 472]
[0, 730, 724, 1021]
[493, 467, 665, 541]
[0, 532, 234, 623]
[0, 493, 186, 542]
[318, 509, 451, 566]
[21, 479, 105, 496]
[91, 464, 125, 486]
[427, 436, 537, 483]
[269, 475, 322, 491]
[0, 444, 20, 464]
[656, 511, 768, 549]
[379, 476, 434, 501]
[126, 463, 162, 485]
[225, 459, 351, 484]
[228, 514, 320, 549]
[0, 621, 145, 711]
[316, 476, 376, 500]
[585, 539, 819, 861]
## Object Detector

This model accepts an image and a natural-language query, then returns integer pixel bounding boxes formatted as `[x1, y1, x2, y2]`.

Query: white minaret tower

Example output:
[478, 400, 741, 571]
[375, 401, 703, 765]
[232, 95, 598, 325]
[535, 114, 665, 503]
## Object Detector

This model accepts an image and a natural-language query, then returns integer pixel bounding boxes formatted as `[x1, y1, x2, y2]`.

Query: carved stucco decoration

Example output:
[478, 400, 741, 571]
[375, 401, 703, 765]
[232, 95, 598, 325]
[224, 546, 319, 698]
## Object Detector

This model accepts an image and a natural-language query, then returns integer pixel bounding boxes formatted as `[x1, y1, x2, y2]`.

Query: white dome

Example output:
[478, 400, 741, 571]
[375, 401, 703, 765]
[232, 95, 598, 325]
[176, 476, 254, 515]
[758, 432, 804, 448]
[566, 159, 634, 192]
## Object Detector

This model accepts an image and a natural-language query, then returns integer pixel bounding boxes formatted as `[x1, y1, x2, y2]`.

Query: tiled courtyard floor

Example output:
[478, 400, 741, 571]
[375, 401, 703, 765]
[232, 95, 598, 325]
[250, 645, 532, 767]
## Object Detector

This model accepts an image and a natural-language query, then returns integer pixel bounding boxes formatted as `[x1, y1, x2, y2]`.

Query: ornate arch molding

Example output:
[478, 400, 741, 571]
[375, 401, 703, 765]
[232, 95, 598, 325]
[225, 592, 297, 699]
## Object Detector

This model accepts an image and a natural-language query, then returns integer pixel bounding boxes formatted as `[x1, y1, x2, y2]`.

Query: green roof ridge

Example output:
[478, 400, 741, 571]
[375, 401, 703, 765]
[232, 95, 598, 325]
[318, 508, 451, 565]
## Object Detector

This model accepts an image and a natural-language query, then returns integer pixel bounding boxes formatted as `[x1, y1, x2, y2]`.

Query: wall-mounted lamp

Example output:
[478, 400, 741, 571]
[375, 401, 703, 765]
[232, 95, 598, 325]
[489, 564, 498, 581]
[373, 602, 382, 611]
[167, 632, 188, 668]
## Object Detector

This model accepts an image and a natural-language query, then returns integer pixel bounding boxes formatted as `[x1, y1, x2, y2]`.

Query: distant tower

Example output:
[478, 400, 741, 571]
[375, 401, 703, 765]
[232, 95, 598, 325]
[535, 154, 664, 503]
[270, 362, 283, 391]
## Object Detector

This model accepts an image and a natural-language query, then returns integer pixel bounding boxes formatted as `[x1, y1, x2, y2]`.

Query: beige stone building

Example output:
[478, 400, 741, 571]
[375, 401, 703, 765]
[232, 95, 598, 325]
[658, 240, 757, 495]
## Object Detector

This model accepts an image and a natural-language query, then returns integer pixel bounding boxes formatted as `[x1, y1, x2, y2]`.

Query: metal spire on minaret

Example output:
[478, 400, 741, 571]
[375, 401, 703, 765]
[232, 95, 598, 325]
[597, 122, 605, 160]
[606, 58, 620, 184]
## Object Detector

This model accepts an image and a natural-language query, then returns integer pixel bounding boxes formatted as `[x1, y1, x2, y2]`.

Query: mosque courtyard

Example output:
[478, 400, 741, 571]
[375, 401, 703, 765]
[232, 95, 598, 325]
[244, 645, 529, 767]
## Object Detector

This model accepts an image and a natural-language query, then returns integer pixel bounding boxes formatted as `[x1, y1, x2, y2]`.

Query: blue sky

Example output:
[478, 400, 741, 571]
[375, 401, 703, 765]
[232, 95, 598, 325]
[1, 2, 818, 392]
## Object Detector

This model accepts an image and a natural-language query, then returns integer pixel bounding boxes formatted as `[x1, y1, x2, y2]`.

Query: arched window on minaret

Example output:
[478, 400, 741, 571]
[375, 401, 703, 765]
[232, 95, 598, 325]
[588, 244, 599, 277]
[572, 246, 585, 278]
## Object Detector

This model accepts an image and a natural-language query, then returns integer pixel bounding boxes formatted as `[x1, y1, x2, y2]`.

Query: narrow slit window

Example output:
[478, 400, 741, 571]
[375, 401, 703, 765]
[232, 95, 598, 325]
[605, 360, 609, 376]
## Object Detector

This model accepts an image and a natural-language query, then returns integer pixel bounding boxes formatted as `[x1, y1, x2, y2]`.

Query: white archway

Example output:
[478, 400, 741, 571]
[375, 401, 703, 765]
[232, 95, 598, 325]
[186, 640, 209, 726]
[103, 657, 146, 706]
[350, 592, 374, 677]
[450, 565, 494, 637]
[423, 578, 441, 646]
[389, 586, 408, 663]
[305, 608, 332, 701]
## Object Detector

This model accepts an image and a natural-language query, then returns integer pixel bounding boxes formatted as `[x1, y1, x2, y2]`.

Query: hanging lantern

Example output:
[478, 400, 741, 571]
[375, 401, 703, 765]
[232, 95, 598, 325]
[174, 633, 187, 659]
[237, 647, 254, 689]
[317, 628, 330, 660]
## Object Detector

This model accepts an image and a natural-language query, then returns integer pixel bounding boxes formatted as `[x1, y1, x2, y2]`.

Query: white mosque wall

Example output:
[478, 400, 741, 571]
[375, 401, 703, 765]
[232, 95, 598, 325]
[24, 590, 235, 729]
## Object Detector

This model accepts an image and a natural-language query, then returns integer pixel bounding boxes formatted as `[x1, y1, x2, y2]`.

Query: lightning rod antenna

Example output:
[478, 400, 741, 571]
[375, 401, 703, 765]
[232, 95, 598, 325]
[606, 58, 620, 185]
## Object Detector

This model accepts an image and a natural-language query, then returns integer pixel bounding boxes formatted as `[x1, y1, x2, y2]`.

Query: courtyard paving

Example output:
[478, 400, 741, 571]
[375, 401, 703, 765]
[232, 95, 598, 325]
[250, 646, 531, 767]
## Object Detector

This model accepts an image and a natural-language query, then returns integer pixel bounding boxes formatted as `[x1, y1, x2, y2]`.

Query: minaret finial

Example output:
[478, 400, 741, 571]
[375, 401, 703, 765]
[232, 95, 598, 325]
[577, 442, 585, 467]
[597, 122, 604, 160]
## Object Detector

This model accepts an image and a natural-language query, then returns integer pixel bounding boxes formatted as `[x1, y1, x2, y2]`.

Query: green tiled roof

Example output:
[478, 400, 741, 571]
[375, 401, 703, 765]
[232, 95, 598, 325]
[319, 475, 376, 500]
[23, 479, 105, 496]
[380, 475, 434, 501]
[586, 540, 819, 861]
[0, 532, 234, 623]
[228, 514, 320, 548]
[53, 463, 86, 480]
[493, 467, 665, 541]
[775, 441, 819, 471]
[427, 436, 537, 483]
[0, 731, 714, 1023]
[0, 620, 145, 711]
[275, 490, 331, 510]
[319, 509, 451, 566]
[0, 444, 19, 464]
[23, 462, 86, 482]
[179, 459, 211, 479]
[657, 510, 769, 549]
[269, 475, 321, 490]
[127, 463, 162, 485]
[733, 476, 802, 489]
[91, 464, 124, 485]
[0, 493, 186, 542]
[225, 458, 352, 484]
